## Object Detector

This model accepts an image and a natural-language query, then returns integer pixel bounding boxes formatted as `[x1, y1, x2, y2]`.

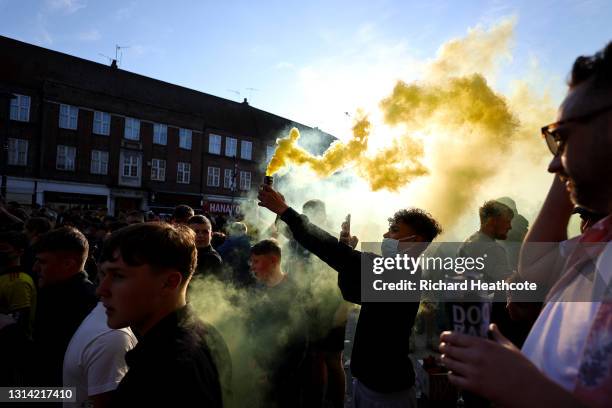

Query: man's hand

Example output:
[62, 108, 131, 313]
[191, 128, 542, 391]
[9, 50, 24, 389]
[439, 324, 560, 407]
[339, 230, 359, 249]
[257, 185, 289, 215]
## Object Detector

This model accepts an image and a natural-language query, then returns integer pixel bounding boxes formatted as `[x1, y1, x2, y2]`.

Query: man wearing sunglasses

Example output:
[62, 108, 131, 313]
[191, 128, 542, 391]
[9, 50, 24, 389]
[440, 43, 612, 407]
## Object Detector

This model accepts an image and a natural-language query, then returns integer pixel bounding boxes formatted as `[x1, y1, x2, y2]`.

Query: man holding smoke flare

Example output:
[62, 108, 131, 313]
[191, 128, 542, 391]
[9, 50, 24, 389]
[258, 186, 441, 407]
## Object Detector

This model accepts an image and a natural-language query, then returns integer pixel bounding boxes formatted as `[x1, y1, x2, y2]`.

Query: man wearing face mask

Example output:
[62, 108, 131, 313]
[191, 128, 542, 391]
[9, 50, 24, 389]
[258, 185, 442, 408]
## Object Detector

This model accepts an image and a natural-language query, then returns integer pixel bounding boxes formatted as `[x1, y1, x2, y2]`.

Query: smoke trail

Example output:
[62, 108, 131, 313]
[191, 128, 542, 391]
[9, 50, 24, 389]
[265, 115, 371, 177]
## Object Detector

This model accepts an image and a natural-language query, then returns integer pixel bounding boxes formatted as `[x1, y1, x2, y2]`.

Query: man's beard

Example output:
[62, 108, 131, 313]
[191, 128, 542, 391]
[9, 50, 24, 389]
[571, 177, 610, 214]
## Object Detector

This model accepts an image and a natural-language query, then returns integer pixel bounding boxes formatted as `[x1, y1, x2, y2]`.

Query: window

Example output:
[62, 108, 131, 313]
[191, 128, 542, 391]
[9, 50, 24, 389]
[151, 158, 166, 181]
[240, 140, 252, 160]
[124, 117, 140, 140]
[177, 162, 191, 184]
[239, 171, 251, 191]
[225, 137, 237, 157]
[209, 134, 222, 155]
[122, 155, 139, 177]
[207, 166, 220, 187]
[224, 168, 234, 189]
[266, 145, 276, 163]
[56, 145, 76, 171]
[93, 111, 110, 135]
[179, 128, 192, 150]
[153, 124, 167, 145]
[90, 150, 109, 175]
[10, 94, 30, 122]
[8, 138, 28, 166]
[59, 104, 78, 129]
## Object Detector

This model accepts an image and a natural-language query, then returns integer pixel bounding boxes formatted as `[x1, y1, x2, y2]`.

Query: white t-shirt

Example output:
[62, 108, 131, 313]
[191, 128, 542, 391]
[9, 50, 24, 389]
[522, 242, 612, 391]
[63, 302, 137, 407]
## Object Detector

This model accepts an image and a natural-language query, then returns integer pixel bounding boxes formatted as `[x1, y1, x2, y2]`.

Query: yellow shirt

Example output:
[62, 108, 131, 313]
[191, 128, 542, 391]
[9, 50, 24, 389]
[0, 269, 37, 337]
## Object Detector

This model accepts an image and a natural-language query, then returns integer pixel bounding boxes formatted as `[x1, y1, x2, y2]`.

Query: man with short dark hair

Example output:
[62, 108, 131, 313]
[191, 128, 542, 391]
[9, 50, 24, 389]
[258, 186, 442, 407]
[459, 200, 514, 282]
[248, 239, 309, 407]
[440, 42, 612, 407]
[97, 223, 226, 407]
[32, 227, 97, 386]
[172, 204, 195, 225]
[188, 215, 223, 279]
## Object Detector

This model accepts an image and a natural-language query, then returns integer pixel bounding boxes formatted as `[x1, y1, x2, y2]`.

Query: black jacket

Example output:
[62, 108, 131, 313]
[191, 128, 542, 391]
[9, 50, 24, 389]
[195, 245, 223, 279]
[281, 207, 421, 393]
[113, 305, 225, 407]
[34, 271, 97, 386]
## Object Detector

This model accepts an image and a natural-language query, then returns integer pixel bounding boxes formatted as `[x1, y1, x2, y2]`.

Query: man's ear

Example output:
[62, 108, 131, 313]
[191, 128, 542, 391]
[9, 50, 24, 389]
[163, 270, 183, 290]
[63, 256, 78, 270]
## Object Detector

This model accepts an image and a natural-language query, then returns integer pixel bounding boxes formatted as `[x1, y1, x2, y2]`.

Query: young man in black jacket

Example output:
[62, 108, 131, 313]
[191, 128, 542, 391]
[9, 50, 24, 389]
[258, 185, 442, 407]
[32, 227, 98, 386]
[97, 223, 228, 407]
[188, 215, 223, 279]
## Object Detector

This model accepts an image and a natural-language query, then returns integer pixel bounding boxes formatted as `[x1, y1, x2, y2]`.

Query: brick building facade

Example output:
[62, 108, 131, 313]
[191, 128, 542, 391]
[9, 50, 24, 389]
[0, 35, 334, 216]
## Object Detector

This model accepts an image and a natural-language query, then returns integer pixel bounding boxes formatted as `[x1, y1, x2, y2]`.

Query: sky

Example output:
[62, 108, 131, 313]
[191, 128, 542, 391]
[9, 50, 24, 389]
[1, 0, 611, 139]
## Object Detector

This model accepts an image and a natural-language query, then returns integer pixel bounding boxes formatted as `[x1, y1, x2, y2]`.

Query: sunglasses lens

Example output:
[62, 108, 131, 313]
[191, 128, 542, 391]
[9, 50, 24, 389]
[544, 131, 558, 155]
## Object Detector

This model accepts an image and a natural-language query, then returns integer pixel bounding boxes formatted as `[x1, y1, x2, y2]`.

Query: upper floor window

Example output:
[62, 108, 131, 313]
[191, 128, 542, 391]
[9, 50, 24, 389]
[209, 134, 222, 155]
[10, 94, 30, 122]
[93, 111, 111, 135]
[179, 128, 192, 150]
[153, 123, 168, 145]
[124, 117, 140, 140]
[240, 140, 252, 160]
[225, 137, 237, 157]
[122, 154, 139, 177]
[224, 168, 234, 189]
[239, 171, 251, 191]
[56, 145, 76, 171]
[8, 138, 28, 166]
[207, 166, 220, 187]
[177, 162, 191, 184]
[151, 158, 166, 181]
[59, 104, 78, 130]
[91, 150, 109, 175]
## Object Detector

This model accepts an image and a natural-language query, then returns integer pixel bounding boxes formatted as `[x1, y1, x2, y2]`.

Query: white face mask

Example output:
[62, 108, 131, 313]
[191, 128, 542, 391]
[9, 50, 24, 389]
[381, 235, 416, 258]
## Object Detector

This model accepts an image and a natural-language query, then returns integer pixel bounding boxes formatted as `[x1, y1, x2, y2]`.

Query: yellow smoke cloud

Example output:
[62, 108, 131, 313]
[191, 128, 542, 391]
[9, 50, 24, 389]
[266, 18, 554, 229]
[428, 18, 515, 79]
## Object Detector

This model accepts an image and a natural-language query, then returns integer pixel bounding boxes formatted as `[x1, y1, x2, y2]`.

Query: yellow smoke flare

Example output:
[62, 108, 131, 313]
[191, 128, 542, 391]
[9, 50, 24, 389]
[265, 116, 371, 177]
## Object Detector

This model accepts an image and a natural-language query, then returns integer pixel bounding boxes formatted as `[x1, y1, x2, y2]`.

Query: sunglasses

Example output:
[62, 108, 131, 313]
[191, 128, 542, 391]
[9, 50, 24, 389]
[541, 103, 612, 155]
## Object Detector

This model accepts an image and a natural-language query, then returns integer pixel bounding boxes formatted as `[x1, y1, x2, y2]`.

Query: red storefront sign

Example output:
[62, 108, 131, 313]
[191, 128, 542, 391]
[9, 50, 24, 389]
[204, 201, 241, 215]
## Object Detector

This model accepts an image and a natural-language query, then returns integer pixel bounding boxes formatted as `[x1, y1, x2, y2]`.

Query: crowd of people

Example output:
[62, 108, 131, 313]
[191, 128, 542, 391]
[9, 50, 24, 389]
[0, 42, 610, 408]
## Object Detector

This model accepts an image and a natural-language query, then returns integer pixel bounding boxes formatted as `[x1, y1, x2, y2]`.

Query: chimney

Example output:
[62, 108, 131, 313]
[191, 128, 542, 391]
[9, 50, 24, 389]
[110, 59, 118, 69]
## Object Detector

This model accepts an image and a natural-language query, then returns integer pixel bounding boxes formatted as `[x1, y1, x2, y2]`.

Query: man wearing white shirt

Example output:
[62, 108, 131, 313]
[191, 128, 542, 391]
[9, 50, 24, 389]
[63, 302, 137, 408]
